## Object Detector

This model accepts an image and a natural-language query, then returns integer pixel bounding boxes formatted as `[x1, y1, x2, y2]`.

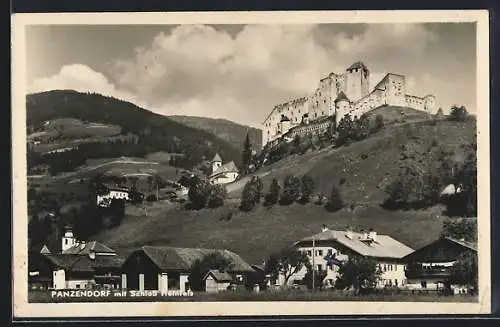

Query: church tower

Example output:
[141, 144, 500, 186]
[344, 61, 370, 102]
[212, 153, 222, 174]
[61, 225, 76, 252]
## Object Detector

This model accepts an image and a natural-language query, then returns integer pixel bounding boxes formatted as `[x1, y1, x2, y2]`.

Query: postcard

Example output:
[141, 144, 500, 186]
[12, 10, 490, 318]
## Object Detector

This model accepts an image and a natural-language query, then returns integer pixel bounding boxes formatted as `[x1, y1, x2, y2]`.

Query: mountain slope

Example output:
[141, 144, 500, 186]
[169, 115, 262, 151]
[26, 90, 242, 167]
[95, 117, 477, 264]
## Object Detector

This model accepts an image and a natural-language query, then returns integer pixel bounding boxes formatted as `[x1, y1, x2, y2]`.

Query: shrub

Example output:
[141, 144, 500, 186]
[448, 105, 468, 122]
[207, 184, 227, 208]
[325, 186, 344, 212]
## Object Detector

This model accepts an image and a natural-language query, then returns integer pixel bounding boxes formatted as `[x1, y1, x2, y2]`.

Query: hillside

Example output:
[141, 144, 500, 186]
[26, 90, 241, 168]
[94, 117, 477, 265]
[169, 115, 262, 151]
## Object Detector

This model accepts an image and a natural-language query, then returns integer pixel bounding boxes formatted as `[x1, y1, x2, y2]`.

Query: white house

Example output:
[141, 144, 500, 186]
[96, 185, 130, 207]
[285, 226, 415, 289]
[29, 226, 124, 290]
[208, 153, 239, 185]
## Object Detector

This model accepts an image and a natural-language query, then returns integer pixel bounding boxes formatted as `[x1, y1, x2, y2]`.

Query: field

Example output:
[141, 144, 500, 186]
[94, 117, 476, 266]
[29, 289, 478, 303]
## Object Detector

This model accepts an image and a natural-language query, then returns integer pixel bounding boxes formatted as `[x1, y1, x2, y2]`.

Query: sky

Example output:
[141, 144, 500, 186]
[26, 23, 477, 128]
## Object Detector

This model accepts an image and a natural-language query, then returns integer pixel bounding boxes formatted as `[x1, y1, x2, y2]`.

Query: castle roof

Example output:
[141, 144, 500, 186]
[347, 61, 368, 71]
[334, 91, 350, 103]
[212, 153, 222, 162]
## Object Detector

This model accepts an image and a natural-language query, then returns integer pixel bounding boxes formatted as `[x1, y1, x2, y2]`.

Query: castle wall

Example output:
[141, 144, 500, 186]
[262, 63, 438, 148]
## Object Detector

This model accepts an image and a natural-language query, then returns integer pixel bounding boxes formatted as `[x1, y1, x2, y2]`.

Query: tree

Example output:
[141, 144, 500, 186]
[109, 198, 126, 227]
[188, 252, 235, 292]
[325, 185, 344, 212]
[335, 257, 381, 295]
[353, 114, 372, 141]
[441, 218, 477, 242]
[208, 184, 227, 208]
[447, 251, 478, 294]
[300, 175, 315, 203]
[373, 114, 384, 132]
[239, 176, 263, 212]
[264, 178, 281, 208]
[302, 268, 328, 290]
[280, 175, 301, 205]
[336, 114, 355, 146]
[242, 133, 253, 175]
[187, 177, 212, 210]
[448, 105, 469, 122]
[436, 108, 444, 118]
[265, 248, 310, 286]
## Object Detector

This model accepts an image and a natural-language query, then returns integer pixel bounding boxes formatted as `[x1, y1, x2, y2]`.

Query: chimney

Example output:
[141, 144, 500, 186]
[345, 227, 353, 240]
[368, 229, 377, 242]
[321, 224, 329, 232]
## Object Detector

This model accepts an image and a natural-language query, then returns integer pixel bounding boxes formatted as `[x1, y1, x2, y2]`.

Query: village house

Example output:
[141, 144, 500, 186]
[403, 236, 478, 294]
[120, 246, 254, 294]
[96, 184, 136, 207]
[204, 269, 234, 293]
[208, 153, 239, 185]
[285, 226, 415, 289]
[29, 226, 125, 290]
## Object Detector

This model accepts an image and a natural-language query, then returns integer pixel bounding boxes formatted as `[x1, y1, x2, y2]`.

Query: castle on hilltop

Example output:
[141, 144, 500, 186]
[262, 61, 437, 148]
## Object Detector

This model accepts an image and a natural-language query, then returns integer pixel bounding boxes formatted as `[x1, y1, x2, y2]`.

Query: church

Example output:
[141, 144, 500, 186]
[208, 153, 239, 185]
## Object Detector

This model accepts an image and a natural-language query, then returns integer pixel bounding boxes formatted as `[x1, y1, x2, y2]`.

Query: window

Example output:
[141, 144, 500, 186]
[318, 250, 323, 256]
[307, 250, 312, 256]
[383, 265, 387, 272]
[327, 249, 333, 255]
[317, 264, 322, 271]
[421, 281, 427, 288]
[394, 279, 398, 287]
[64, 239, 68, 245]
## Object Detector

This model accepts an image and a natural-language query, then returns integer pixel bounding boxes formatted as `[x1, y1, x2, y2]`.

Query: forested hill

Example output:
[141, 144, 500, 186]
[26, 90, 241, 168]
[169, 115, 262, 151]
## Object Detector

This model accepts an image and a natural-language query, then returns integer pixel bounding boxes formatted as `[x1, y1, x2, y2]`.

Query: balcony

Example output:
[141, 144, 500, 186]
[405, 264, 452, 279]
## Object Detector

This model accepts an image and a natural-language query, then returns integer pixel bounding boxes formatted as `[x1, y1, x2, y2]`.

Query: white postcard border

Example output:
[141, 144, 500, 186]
[11, 10, 491, 318]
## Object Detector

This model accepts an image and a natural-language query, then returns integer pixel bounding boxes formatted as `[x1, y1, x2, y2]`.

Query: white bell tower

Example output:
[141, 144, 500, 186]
[212, 153, 222, 174]
[61, 226, 76, 252]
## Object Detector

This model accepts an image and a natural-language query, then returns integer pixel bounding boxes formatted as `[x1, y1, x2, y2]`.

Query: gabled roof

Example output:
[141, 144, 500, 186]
[347, 61, 368, 71]
[334, 91, 350, 103]
[212, 153, 222, 162]
[62, 241, 116, 255]
[295, 230, 414, 259]
[402, 236, 477, 263]
[204, 269, 233, 282]
[138, 246, 254, 273]
[40, 245, 51, 254]
[33, 253, 126, 272]
[211, 161, 239, 176]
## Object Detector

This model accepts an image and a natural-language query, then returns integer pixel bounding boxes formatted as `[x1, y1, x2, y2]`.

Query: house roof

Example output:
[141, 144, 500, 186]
[211, 161, 239, 177]
[40, 245, 51, 254]
[212, 153, 222, 162]
[62, 241, 116, 255]
[347, 61, 368, 71]
[402, 236, 477, 263]
[37, 253, 126, 272]
[295, 230, 414, 259]
[334, 91, 350, 103]
[204, 269, 233, 282]
[139, 246, 254, 272]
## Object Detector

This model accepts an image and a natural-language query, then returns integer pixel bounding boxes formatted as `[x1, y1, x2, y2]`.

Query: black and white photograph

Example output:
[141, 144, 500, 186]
[12, 10, 490, 317]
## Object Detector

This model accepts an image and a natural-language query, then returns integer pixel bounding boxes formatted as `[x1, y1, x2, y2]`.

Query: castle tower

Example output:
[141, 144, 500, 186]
[334, 91, 350, 125]
[61, 225, 76, 252]
[212, 153, 222, 174]
[344, 61, 370, 102]
[279, 115, 291, 135]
